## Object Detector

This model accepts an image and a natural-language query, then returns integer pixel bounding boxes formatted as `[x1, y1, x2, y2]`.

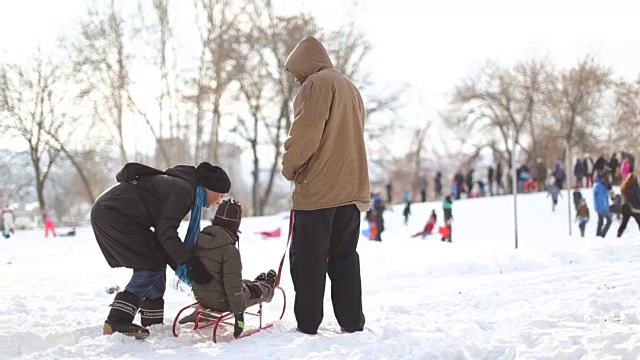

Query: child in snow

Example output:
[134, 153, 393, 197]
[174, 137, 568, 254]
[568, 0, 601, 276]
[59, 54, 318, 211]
[439, 220, 452, 242]
[412, 209, 437, 238]
[403, 200, 411, 226]
[547, 182, 562, 212]
[575, 199, 590, 237]
[572, 187, 583, 211]
[181, 199, 276, 339]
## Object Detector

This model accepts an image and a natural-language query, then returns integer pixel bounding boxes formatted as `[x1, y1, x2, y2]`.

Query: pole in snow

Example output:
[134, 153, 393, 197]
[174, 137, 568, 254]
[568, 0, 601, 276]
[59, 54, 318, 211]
[512, 131, 519, 249]
[566, 144, 572, 236]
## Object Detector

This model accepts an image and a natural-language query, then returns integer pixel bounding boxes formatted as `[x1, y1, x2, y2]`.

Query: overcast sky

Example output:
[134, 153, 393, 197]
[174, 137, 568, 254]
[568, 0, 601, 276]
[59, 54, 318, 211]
[2, 0, 639, 157]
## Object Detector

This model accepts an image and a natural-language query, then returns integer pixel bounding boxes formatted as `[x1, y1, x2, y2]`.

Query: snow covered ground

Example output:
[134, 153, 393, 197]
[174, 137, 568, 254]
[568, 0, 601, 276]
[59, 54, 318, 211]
[2, 188, 640, 359]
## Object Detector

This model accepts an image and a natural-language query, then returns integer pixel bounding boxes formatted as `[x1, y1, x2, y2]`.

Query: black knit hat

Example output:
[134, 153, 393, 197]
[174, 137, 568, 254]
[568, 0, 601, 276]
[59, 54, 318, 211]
[213, 198, 242, 237]
[196, 162, 231, 193]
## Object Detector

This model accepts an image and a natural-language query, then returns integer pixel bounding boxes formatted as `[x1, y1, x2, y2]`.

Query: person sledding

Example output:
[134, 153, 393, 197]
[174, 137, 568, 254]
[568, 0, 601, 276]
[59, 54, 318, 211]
[179, 199, 276, 339]
[411, 209, 437, 239]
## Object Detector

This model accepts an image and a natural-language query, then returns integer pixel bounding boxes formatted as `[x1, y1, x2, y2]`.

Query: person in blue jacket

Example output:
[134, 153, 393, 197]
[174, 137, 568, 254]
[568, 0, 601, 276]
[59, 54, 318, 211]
[593, 172, 612, 237]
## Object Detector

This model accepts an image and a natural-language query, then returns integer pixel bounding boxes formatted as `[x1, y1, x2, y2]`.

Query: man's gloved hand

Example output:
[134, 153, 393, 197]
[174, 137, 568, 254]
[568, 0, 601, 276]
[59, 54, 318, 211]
[186, 256, 213, 285]
[234, 313, 245, 338]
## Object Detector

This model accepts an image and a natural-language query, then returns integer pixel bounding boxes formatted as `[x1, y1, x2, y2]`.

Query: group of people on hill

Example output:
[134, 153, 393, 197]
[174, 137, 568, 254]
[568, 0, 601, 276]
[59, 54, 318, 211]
[549, 152, 639, 238]
[364, 190, 454, 243]
[376, 150, 638, 244]
[425, 152, 636, 203]
[90, 36, 369, 340]
[409, 197, 454, 242]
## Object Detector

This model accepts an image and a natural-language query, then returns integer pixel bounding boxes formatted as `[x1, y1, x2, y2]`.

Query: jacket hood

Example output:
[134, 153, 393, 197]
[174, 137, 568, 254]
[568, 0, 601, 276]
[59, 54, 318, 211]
[198, 225, 236, 249]
[284, 36, 333, 83]
[165, 165, 199, 189]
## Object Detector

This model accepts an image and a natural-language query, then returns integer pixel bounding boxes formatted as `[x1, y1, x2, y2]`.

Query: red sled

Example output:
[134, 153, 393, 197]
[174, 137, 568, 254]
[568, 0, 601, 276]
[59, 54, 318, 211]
[172, 286, 286, 343]
[257, 227, 281, 239]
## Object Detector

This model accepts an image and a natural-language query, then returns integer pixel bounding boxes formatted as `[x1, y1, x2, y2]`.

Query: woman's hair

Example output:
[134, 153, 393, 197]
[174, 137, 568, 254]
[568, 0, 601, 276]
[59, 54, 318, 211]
[620, 173, 638, 197]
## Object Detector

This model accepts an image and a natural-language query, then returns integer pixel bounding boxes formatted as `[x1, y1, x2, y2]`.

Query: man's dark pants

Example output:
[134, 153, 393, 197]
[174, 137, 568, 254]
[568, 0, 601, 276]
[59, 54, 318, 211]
[289, 204, 365, 334]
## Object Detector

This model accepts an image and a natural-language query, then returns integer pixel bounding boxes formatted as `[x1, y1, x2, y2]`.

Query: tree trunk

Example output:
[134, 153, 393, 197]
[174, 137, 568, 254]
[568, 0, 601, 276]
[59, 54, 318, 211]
[251, 137, 260, 216]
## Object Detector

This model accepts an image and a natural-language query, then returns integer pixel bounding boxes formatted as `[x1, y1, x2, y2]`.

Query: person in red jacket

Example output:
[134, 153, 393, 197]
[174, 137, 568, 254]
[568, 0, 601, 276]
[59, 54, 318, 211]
[411, 210, 437, 239]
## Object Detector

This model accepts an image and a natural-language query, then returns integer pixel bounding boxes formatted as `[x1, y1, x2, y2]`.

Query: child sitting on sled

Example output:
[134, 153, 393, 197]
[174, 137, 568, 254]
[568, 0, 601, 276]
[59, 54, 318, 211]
[412, 209, 437, 238]
[180, 198, 276, 338]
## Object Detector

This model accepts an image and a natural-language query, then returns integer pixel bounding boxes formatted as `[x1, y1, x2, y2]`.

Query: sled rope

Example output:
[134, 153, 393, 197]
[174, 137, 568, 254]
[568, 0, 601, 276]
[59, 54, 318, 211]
[274, 210, 294, 286]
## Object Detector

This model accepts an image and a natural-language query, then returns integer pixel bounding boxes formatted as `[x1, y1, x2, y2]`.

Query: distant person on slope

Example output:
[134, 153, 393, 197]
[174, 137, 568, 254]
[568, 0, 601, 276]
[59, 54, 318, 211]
[42, 205, 56, 238]
[91, 162, 230, 339]
[2, 205, 14, 238]
[281, 36, 370, 335]
[403, 198, 411, 225]
[593, 171, 612, 238]
[442, 196, 453, 242]
[575, 200, 590, 237]
[412, 209, 437, 239]
[617, 174, 640, 237]
[547, 180, 562, 212]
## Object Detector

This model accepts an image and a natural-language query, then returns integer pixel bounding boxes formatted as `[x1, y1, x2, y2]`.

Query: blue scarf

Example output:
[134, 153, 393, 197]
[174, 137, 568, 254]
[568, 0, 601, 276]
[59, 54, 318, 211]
[175, 184, 207, 286]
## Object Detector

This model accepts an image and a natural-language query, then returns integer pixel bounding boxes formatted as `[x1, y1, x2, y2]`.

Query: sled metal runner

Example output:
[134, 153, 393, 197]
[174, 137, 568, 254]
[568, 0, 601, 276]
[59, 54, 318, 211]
[172, 285, 286, 343]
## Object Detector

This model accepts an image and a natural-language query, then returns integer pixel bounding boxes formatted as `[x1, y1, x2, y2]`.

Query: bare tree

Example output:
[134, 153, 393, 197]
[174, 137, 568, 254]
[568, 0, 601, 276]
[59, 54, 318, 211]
[545, 56, 611, 153]
[235, 56, 270, 215]
[445, 60, 547, 167]
[0, 54, 66, 215]
[409, 123, 430, 196]
[238, 3, 317, 214]
[71, 0, 135, 164]
[180, 0, 244, 164]
[612, 78, 640, 155]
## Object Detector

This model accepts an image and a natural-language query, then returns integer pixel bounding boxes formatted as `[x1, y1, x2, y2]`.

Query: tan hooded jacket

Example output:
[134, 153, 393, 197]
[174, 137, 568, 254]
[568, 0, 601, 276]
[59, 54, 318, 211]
[282, 36, 371, 212]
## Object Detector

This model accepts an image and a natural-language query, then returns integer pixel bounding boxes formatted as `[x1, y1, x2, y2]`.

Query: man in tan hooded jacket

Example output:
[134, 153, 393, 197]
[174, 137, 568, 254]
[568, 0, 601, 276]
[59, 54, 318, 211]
[282, 35, 370, 335]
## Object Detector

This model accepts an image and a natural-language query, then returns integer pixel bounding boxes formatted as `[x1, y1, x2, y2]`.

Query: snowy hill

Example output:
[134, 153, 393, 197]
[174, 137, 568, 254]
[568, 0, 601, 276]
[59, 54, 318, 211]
[2, 189, 640, 359]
